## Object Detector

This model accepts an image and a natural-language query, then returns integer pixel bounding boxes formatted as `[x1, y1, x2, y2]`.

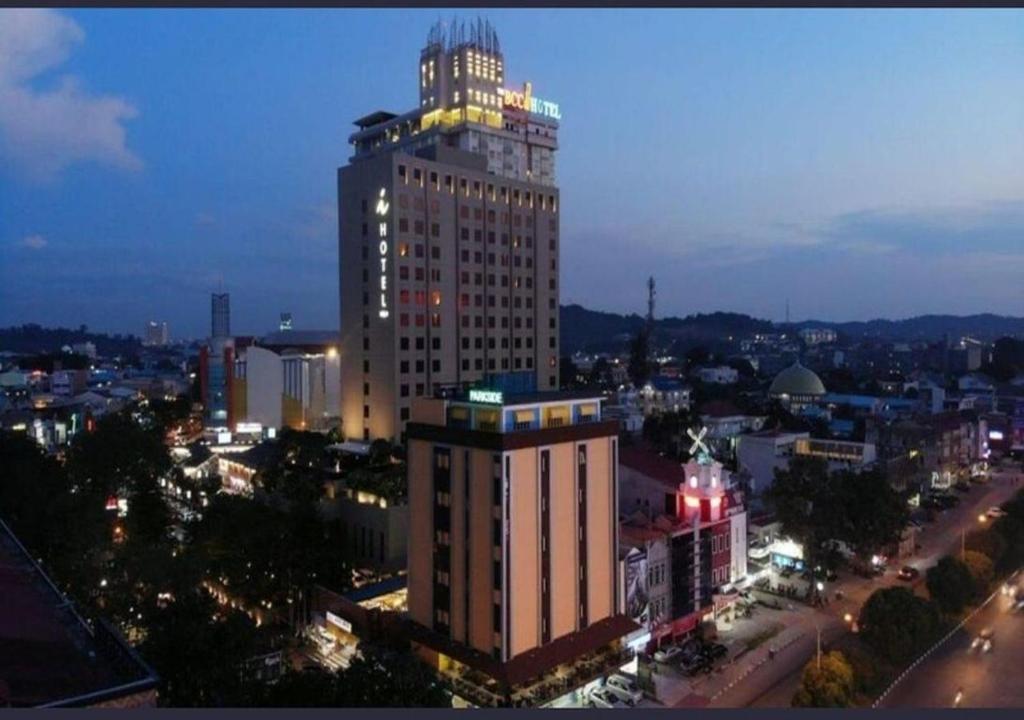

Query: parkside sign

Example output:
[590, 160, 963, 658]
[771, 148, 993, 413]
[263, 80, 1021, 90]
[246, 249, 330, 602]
[469, 389, 503, 404]
[499, 82, 561, 121]
[376, 188, 390, 320]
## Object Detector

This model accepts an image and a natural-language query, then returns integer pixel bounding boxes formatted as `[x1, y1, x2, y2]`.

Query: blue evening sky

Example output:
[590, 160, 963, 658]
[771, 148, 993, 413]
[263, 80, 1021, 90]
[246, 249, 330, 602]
[1, 8, 1022, 338]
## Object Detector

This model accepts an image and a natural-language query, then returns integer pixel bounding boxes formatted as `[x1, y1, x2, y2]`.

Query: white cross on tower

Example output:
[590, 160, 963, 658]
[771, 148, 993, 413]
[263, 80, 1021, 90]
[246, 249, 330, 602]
[687, 426, 711, 462]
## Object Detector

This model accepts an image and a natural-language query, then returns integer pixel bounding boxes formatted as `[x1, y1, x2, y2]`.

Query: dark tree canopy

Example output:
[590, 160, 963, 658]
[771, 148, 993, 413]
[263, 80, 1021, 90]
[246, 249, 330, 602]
[926, 555, 975, 615]
[859, 587, 941, 664]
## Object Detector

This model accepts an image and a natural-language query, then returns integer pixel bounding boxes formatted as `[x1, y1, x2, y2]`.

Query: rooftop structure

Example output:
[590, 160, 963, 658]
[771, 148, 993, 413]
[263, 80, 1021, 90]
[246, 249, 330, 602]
[0, 519, 158, 707]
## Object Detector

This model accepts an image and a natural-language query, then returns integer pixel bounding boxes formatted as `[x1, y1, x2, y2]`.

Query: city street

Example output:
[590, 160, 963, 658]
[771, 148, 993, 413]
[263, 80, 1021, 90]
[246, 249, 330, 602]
[880, 585, 1024, 707]
[736, 467, 1022, 708]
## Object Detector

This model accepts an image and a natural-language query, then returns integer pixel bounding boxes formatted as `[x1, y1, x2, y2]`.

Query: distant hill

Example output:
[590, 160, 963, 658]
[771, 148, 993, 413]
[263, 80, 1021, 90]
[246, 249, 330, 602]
[787, 314, 1024, 343]
[559, 305, 772, 354]
[560, 306, 1024, 354]
[0, 324, 142, 357]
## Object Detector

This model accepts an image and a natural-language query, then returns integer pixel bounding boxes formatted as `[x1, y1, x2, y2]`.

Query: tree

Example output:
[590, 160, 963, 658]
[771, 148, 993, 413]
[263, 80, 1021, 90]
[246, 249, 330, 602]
[962, 550, 994, 599]
[766, 456, 839, 589]
[142, 590, 272, 707]
[835, 467, 909, 564]
[628, 330, 650, 388]
[791, 651, 855, 707]
[332, 645, 452, 707]
[859, 587, 941, 664]
[559, 356, 580, 390]
[964, 527, 1007, 570]
[926, 555, 974, 615]
[991, 516, 1024, 572]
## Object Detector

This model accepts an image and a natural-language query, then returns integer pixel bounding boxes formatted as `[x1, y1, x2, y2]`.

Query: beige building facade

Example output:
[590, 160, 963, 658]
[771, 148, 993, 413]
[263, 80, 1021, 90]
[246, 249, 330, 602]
[405, 391, 635, 703]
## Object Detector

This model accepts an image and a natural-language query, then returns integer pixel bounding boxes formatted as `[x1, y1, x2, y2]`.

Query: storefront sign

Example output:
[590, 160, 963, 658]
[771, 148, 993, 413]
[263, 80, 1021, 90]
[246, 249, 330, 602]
[469, 389, 503, 404]
[376, 188, 390, 320]
[499, 82, 561, 120]
[326, 611, 352, 634]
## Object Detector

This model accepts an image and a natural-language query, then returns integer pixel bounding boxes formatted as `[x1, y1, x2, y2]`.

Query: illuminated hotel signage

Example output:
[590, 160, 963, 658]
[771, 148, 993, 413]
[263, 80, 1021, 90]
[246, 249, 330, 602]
[499, 82, 561, 120]
[469, 389, 503, 405]
[376, 188, 390, 319]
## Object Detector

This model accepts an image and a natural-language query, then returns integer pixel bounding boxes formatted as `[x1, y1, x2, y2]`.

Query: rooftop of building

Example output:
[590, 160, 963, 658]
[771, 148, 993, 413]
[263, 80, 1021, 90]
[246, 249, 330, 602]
[618, 445, 683, 490]
[0, 519, 158, 707]
[257, 330, 340, 352]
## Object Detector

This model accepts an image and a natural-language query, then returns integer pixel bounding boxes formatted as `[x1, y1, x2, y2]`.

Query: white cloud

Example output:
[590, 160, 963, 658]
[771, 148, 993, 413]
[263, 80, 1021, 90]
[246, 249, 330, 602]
[18, 234, 48, 249]
[0, 9, 141, 181]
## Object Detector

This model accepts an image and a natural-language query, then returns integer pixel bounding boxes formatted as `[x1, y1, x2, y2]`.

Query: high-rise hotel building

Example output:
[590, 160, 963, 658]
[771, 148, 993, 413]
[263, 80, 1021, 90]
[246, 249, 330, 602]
[339, 21, 562, 442]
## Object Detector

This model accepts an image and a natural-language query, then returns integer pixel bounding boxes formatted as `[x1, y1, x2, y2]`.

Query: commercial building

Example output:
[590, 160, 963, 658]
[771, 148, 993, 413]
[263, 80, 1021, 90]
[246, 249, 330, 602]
[618, 450, 748, 650]
[339, 20, 562, 442]
[231, 331, 342, 433]
[404, 387, 635, 706]
[199, 292, 237, 426]
[736, 430, 809, 496]
[792, 437, 878, 470]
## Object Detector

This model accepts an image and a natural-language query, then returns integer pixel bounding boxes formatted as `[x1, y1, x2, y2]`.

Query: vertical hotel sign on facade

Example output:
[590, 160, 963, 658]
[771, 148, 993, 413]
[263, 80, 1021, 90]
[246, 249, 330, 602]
[376, 187, 390, 319]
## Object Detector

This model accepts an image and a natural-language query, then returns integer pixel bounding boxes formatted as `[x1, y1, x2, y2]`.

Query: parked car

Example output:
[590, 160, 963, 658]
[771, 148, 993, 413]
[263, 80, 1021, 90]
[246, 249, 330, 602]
[604, 674, 642, 705]
[898, 566, 920, 581]
[700, 642, 728, 661]
[653, 645, 683, 664]
[987, 506, 1008, 519]
[681, 654, 714, 676]
[586, 687, 624, 709]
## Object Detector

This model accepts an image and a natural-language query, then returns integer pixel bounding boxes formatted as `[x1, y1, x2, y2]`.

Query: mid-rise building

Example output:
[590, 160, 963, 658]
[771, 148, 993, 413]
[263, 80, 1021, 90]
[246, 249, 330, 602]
[339, 20, 562, 442]
[405, 388, 635, 706]
[619, 449, 748, 650]
[144, 321, 169, 347]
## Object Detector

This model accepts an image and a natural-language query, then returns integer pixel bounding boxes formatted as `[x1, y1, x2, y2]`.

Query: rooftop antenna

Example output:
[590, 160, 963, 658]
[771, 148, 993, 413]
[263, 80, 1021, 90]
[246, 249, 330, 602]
[646, 276, 656, 333]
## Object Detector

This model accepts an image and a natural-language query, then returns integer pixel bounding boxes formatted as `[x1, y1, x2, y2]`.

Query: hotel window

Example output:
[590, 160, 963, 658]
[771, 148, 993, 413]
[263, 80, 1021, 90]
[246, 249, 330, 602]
[399, 266, 409, 280]
[400, 360, 408, 373]
[398, 164, 406, 179]
[431, 223, 440, 238]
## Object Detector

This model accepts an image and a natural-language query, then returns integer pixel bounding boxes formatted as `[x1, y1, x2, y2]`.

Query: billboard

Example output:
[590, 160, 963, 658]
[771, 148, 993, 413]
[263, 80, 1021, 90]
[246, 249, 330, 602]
[624, 548, 649, 626]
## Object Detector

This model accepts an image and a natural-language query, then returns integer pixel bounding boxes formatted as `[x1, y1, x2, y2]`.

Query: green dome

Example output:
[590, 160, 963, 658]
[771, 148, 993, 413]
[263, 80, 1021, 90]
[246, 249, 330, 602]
[769, 361, 826, 397]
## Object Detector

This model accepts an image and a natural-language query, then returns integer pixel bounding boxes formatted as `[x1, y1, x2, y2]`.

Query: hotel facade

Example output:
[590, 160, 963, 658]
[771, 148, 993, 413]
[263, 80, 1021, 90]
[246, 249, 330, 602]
[339, 20, 562, 442]
[405, 389, 636, 706]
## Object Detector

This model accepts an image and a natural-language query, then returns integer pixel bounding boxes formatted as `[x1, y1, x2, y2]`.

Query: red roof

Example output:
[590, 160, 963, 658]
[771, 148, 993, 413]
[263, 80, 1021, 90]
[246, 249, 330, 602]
[618, 446, 683, 489]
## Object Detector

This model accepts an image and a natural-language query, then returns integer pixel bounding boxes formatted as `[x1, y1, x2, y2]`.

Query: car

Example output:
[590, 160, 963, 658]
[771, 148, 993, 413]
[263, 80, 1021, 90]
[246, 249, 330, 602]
[898, 566, 920, 581]
[604, 674, 642, 705]
[586, 687, 624, 709]
[653, 645, 683, 664]
[681, 657, 714, 677]
[970, 628, 994, 653]
[700, 643, 728, 661]
[987, 507, 1008, 519]
[1001, 582, 1018, 598]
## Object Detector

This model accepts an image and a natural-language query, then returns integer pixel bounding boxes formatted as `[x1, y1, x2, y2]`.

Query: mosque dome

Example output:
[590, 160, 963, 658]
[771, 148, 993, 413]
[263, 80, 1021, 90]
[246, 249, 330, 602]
[769, 361, 826, 397]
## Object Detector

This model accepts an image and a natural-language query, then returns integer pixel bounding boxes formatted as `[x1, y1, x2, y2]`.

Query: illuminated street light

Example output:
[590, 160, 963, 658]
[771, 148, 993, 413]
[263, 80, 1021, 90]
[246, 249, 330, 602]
[843, 613, 853, 623]
[816, 581, 825, 592]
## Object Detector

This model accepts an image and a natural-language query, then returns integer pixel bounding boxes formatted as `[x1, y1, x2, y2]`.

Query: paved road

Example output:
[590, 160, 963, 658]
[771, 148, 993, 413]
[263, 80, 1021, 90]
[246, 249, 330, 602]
[880, 585, 1024, 708]
[741, 469, 1021, 708]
